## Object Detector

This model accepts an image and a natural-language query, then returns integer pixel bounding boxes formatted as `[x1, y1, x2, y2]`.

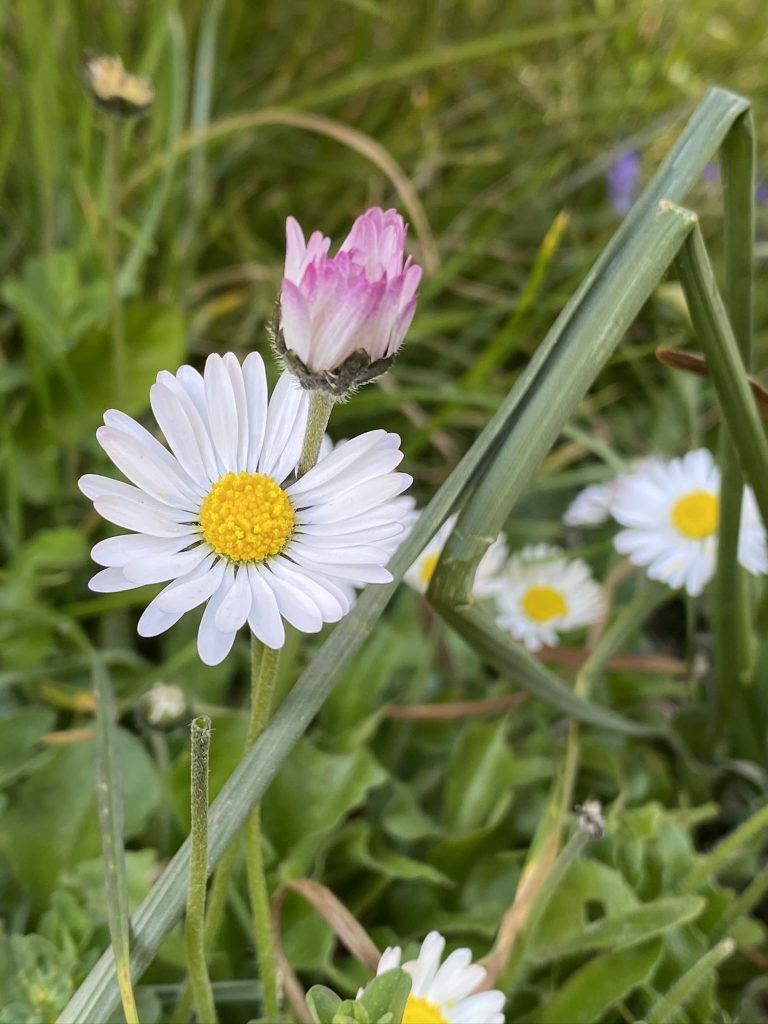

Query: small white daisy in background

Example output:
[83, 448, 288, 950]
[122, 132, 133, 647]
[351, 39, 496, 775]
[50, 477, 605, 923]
[374, 930, 505, 1024]
[80, 353, 413, 665]
[404, 514, 507, 597]
[563, 481, 615, 527]
[493, 544, 605, 652]
[611, 447, 768, 597]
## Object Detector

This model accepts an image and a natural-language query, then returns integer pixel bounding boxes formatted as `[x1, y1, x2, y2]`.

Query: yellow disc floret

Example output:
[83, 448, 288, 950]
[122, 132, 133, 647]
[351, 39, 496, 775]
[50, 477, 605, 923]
[670, 490, 719, 539]
[402, 995, 449, 1024]
[419, 552, 440, 588]
[199, 471, 294, 563]
[521, 584, 568, 623]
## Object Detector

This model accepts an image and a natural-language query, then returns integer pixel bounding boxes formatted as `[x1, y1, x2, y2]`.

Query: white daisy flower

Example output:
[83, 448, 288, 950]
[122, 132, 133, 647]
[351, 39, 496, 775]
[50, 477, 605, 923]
[374, 931, 505, 1024]
[493, 544, 605, 652]
[80, 353, 412, 665]
[611, 448, 768, 597]
[404, 515, 507, 597]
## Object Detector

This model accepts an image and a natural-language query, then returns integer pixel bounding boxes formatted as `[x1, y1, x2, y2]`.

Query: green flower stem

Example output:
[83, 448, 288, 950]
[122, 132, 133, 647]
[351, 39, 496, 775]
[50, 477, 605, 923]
[185, 716, 216, 1024]
[104, 118, 126, 408]
[646, 938, 735, 1024]
[298, 390, 335, 477]
[245, 638, 281, 1021]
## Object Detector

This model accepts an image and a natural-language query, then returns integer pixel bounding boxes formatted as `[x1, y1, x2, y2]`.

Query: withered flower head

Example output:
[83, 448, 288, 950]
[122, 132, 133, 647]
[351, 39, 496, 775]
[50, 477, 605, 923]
[83, 54, 154, 117]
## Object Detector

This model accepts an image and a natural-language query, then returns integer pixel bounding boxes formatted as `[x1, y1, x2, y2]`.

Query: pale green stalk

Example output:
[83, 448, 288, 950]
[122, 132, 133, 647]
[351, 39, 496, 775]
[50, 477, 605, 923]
[298, 391, 335, 476]
[646, 939, 735, 1024]
[185, 717, 216, 1024]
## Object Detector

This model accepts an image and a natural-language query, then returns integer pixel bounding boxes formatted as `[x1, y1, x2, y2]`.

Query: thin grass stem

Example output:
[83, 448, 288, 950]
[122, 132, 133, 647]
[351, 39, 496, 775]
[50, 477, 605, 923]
[104, 118, 126, 407]
[185, 716, 217, 1024]
[245, 639, 281, 1021]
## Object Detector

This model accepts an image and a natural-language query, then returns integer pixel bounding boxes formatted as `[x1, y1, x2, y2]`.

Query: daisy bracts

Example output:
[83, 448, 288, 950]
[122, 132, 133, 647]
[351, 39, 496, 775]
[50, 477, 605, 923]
[80, 353, 413, 665]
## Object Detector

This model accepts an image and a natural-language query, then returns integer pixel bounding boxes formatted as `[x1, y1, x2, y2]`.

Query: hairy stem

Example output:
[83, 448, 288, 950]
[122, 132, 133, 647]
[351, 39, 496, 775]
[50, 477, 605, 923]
[185, 717, 216, 1024]
[298, 391, 334, 477]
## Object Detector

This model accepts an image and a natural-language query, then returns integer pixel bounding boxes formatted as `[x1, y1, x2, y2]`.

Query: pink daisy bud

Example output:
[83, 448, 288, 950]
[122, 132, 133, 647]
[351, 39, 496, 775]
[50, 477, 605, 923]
[276, 207, 422, 396]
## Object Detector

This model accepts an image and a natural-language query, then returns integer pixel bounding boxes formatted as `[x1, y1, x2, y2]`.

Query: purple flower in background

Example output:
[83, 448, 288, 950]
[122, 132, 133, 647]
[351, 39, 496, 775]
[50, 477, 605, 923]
[606, 151, 641, 215]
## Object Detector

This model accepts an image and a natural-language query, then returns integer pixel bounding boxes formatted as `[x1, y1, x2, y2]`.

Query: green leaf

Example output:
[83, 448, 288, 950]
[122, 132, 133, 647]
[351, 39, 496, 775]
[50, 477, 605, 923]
[536, 938, 663, 1024]
[0, 707, 55, 787]
[17, 527, 88, 575]
[306, 985, 342, 1024]
[358, 968, 411, 1024]
[443, 720, 516, 831]
[262, 738, 387, 875]
[533, 895, 704, 962]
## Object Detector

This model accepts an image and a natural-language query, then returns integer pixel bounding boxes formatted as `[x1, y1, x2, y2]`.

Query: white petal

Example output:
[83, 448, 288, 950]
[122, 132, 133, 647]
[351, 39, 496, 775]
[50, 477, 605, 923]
[287, 430, 392, 496]
[288, 449, 404, 508]
[223, 352, 250, 472]
[292, 556, 393, 584]
[197, 572, 238, 666]
[94, 495, 197, 538]
[150, 381, 212, 484]
[156, 556, 226, 613]
[406, 931, 444, 998]
[96, 425, 201, 509]
[137, 597, 184, 638]
[246, 564, 285, 649]
[157, 370, 220, 480]
[214, 566, 252, 632]
[258, 371, 309, 483]
[91, 533, 191, 567]
[256, 565, 323, 632]
[299, 474, 411, 524]
[88, 567, 138, 592]
[243, 353, 269, 473]
[123, 546, 208, 585]
[204, 354, 240, 473]
[452, 991, 506, 1024]
[269, 558, 348, 621]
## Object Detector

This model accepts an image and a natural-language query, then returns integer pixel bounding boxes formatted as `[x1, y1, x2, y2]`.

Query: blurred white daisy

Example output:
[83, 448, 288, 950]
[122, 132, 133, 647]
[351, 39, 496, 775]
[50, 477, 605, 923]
[563, 481, 615, 527]
[374, 930, 505, 1024]
[564, 457, 664, 528]
[404, 514, 507, 597]
[80, 353, 412, 665]
[612, 448, 768, 597]
[493, 544, 605, 651]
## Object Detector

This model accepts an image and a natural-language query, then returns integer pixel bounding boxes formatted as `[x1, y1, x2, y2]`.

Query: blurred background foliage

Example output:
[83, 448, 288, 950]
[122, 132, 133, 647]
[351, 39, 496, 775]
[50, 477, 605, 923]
[2, 1, 768, 1021]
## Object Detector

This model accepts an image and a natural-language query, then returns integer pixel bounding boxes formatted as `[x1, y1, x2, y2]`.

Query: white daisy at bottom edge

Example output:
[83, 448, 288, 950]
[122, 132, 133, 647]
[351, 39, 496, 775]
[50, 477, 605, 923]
[80, 352, 413, 665]
[611, 447, 768, 597]
[404, 514, 508, 597]
[492, 543, 605, 652]
[373, 930, 505, 1024]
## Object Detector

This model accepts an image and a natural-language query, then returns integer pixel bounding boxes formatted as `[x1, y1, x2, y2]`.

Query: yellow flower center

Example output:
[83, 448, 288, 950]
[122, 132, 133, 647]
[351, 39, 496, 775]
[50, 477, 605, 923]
[199, 471, 294, 563]
[670, 490, 719, 539]
[521, 584, 568, 623]
[402, 995, 449, 1024]
[419, 552, 440, 587]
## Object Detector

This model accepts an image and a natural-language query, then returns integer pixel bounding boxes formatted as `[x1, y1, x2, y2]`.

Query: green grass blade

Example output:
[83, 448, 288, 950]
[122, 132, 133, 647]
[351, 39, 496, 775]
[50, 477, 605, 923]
[714, 110, 759, 748]
[645, 938, 735, 1024]
[439, 605, 655, 735]
[675, 223, 768, 524]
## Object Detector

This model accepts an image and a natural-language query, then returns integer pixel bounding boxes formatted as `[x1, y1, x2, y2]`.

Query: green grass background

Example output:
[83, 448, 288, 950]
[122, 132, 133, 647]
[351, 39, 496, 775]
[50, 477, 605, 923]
[2, 1, 768, 1022]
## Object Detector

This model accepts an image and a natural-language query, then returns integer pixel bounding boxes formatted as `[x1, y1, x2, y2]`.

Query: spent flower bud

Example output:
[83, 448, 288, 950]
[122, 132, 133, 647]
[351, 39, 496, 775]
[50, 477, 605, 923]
[83, 54, 154, 117]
